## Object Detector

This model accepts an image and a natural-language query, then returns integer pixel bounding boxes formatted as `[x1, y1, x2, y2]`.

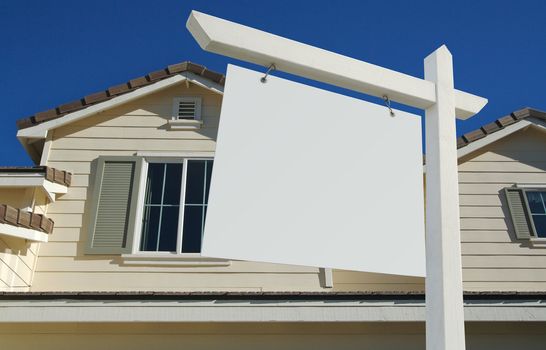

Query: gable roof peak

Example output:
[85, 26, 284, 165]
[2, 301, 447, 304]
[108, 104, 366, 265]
[16, 61, 225, 130]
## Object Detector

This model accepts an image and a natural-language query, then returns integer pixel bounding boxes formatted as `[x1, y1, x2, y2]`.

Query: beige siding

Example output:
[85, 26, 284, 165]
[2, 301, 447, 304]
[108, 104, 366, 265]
[1, 322, 545, 350]
[458, 126, 546, 291]
[28, 78, 546, 293]
[334, 126, 546, 292]
[34, 82, 324, 292]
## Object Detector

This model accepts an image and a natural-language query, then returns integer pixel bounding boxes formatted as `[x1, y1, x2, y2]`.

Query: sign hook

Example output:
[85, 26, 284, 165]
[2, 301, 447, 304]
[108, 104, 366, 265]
[382, 95, 395, 117]
[260, 63, 277, 83]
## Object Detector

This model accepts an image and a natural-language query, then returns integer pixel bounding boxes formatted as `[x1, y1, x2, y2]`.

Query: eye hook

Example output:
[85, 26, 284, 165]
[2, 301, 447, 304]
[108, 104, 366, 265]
[260, 64, 277, 83]
[382, 95, 395, 117]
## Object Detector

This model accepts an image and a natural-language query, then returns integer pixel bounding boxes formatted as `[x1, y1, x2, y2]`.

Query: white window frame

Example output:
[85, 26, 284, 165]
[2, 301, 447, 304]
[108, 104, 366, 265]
[172, 97, 202, 121]
[131, 156, 213, 256]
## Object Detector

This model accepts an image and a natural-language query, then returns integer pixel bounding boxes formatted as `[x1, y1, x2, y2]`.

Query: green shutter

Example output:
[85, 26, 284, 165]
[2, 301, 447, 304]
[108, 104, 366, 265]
[86, 157, 143, 254]
[504, 187, 533, 240]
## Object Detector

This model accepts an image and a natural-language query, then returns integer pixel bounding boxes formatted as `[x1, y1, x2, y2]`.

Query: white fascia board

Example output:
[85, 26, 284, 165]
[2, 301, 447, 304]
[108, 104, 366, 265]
[0, 223, 48, 243]
[0, 299, 545, 323]
[0, 174, 44, 187]
[0, 175, 67, 202]
[457, 120, 532, 159]
[16, 75, 190, 139]
[182, 71, 224, 94]
[186, 11, 486, 119]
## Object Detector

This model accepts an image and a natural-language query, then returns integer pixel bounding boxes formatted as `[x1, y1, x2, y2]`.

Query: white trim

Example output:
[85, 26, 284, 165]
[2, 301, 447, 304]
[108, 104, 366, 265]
[135, 151, 215, 158]
[0, 175, 68, 203]
[186, 11, 486, 119]
[39, 131, 53, 166]
[16, 73, 223, 139]
[321, 268, 333, 288]
[0, 299, 545, 323]
[0, 223, 48, 242]
[516, 184, 546, 189]
[120, 253, 230, 266]
[167, 119, 203, 130]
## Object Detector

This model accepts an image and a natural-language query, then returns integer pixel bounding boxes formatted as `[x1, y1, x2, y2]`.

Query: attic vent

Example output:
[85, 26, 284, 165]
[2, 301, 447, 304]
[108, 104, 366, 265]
[172, 97, 202, 120]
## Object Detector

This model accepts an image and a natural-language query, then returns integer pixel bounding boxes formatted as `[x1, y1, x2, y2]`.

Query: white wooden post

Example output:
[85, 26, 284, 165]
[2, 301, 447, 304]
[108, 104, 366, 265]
[424, 46, 466, 350]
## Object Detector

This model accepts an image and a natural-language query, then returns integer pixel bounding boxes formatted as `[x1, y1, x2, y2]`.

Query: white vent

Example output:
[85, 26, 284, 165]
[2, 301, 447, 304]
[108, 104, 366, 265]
[172, 97, 202, 120]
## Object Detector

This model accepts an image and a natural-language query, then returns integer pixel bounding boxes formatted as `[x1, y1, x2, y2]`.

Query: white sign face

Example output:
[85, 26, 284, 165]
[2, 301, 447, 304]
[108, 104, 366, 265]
[202, 65, 425, 277]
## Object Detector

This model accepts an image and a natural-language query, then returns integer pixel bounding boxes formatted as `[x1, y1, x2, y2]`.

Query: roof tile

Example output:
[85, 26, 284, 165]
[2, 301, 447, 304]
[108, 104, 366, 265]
[481, 121, 501, 134]
[84, 91, 110, 105]
[147, 69, 169, 81]
[34, 109, 59, 123]
[456, 137, 468, 149]
[58, 100, 84, 114]
[128, 76, 150, 89]
[512, 108, 531, 120]
[497, 115, 517, 127]
[462, 129, 486, 143]
[167, 62, 189, 74]
[108, 83, 131, 96]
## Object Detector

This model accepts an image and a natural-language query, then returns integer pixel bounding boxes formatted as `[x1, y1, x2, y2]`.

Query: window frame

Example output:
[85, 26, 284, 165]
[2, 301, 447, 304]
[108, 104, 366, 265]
[521, 188, 546, 239]
[172, 97, 202, 121]
[131, 156, 213, 256]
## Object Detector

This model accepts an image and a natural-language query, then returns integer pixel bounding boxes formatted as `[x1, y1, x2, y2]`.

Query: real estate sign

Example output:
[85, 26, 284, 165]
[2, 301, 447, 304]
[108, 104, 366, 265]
[202, 64, 425, 277]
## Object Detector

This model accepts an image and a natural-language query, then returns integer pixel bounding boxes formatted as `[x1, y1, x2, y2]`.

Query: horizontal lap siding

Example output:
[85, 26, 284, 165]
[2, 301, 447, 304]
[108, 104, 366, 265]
[458, 127, 546, 291]
[33, 83, 323, 292]
[336, 126, 546, 292]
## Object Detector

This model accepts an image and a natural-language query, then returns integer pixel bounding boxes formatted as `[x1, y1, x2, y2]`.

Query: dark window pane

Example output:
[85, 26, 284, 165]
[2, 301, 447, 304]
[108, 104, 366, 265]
[146, 163, 165, 205]
[532, 215, 546, 238]
[140, 206, 160, 251]
[205, 160, 213, 204]
[526, 192, 545, 214]
[158, 206, 179, 251]
[163, 163, 183, 205]
[185, 160, 205, 204]
[182, 206, 204, 253]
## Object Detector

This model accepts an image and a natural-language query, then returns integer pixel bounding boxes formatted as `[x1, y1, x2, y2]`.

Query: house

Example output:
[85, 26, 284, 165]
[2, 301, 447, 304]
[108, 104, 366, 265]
[1, 60, 545, 349]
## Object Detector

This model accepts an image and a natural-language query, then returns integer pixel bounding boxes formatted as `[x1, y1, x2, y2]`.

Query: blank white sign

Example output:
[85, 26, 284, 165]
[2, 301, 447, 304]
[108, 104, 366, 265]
[202, 64, 425, 277]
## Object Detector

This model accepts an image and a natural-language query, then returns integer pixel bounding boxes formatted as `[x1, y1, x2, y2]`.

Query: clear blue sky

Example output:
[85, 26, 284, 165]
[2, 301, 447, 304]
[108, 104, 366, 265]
[1, 0, 545, 165]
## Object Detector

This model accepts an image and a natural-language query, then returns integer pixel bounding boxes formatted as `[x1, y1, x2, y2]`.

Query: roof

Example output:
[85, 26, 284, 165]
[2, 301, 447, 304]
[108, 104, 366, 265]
[0, 166, 72, 186]
[0, 204, 54, 234]
[16, 61, 225, 130]
[0, 291, 544, 301]
[457, 107, 546, 149]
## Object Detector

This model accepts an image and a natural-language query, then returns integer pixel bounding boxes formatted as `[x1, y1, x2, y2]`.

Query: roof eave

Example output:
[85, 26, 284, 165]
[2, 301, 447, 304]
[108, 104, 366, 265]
[17, 72, 224, 139]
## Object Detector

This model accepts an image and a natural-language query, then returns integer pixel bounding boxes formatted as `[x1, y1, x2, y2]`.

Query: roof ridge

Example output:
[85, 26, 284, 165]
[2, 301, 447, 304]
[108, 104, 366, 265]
[16, 60, 225, 130]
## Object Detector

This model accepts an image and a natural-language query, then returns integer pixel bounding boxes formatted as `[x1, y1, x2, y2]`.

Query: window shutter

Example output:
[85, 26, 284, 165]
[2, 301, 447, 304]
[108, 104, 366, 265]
[504, 187, 533, 239]
[86, 157, 143, 254]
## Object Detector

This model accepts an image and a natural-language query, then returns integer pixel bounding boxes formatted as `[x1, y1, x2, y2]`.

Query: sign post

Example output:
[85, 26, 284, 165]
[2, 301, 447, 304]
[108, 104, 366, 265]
[187, 11, 486, 350]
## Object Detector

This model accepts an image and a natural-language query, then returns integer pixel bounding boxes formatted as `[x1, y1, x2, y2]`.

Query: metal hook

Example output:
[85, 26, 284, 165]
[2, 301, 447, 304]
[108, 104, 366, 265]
[260, 64, 277, 83]
[382, 95, 395, 117]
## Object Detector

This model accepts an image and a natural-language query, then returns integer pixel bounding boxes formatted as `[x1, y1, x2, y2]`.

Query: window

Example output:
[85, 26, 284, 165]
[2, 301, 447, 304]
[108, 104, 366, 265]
[139, 159, 213, 253]
[505, 187, 546, 240]
[85, 156, 216, 257]
[525, 191, 546, 238]
[172, 97, 202, 120]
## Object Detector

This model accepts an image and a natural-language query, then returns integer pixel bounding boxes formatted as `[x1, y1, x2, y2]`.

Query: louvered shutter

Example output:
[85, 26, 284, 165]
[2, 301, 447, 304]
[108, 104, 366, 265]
[86, 157, 143, 254]
[173, 97, 202, 120]
[504, 187, 533, 240]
